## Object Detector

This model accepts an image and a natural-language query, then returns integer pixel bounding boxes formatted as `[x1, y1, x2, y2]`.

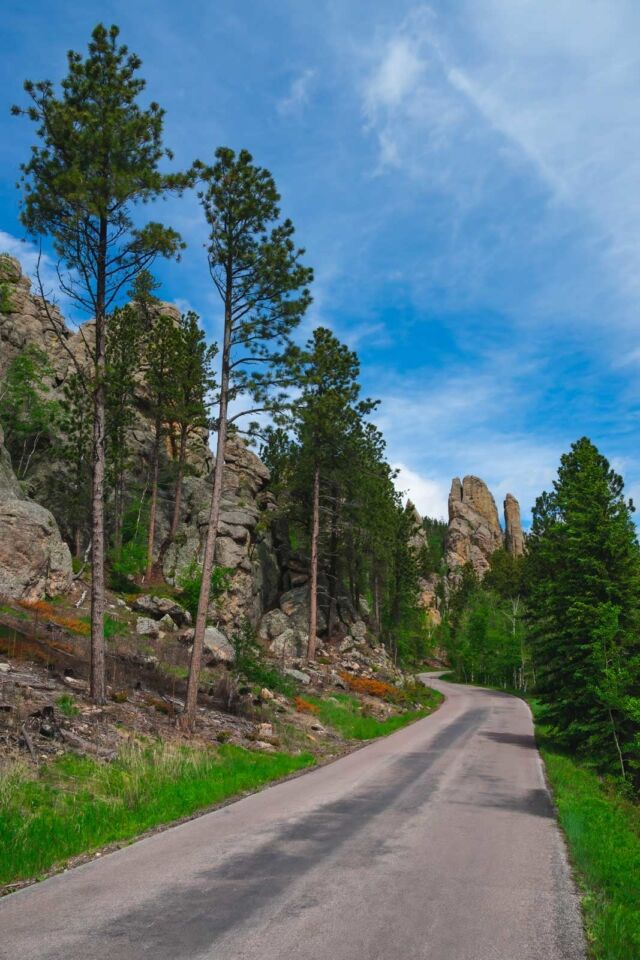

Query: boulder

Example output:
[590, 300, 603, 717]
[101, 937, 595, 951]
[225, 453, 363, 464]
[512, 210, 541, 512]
[350, 620, 367, 640]
[284, 667, 311, 685]
[0, 499, 72, 601]
[136, 617, 160, 638]
[131, 594, 191, 628]
[203, 626, 235, 664]
[258, 608, 290, 642]
[270, 628, 306, 659]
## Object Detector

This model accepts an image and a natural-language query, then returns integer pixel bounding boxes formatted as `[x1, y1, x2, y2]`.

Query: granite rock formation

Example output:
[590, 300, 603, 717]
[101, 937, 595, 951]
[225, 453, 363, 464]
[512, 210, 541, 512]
[446, 476, 524, 583]
[504, 493, 525, 557]
[0, 426, 72, 601]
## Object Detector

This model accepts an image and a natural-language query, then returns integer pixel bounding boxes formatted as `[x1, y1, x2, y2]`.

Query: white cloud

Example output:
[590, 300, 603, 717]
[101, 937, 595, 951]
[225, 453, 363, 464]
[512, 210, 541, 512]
[393, 462, 448, 519]
[277, 69, 316, 114]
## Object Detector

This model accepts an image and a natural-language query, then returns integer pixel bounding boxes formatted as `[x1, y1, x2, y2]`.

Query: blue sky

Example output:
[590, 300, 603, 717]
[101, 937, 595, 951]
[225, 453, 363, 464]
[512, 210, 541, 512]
[2, 0, 640, 523]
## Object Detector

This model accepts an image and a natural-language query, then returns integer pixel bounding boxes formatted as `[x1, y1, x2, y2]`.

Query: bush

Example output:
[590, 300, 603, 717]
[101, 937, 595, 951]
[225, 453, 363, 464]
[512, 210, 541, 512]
[176, 561, 232, 620]
[232, 620, 295, 696]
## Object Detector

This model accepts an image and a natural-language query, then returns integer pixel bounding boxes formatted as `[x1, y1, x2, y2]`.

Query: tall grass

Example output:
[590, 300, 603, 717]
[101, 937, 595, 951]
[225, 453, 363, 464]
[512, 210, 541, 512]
[540, 747, 640, 959]
[306, 687, 442, 740]
[0, 742, 314, 886]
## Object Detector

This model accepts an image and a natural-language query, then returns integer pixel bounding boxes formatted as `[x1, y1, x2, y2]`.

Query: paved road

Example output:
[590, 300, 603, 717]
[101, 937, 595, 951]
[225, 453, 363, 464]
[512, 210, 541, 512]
[0, 676, 586, 960]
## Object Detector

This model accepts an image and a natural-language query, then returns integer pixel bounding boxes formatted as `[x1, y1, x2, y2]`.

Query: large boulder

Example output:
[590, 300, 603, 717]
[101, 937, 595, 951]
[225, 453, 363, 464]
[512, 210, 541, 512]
[131, 594, 191, 628]
[203, 626, 235, 664]
[0, 499, 72, 600]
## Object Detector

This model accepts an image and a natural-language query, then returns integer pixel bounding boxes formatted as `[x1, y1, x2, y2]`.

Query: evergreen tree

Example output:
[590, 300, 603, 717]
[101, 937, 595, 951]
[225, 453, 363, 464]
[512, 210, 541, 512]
[13, 24, 187, 702]
[181, 147, 312, 731]
[105, 304, 145, 552]
[57, 371, 92, 557]
[293, 327, 377, 659]
[0, 346, 59, 480]
[167, 312, 217, 542]
[144, 312, 180, 580]
[527, 437, 640, 778]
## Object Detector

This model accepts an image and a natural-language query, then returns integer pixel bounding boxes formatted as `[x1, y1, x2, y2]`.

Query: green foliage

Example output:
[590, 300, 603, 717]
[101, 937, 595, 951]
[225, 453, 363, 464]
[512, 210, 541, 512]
[304, 687, 442, 740]
[12, 24, 187, 315]
[231, 620, 296, 695]
[55, 370, 92, 551]
[527, 437, 640, 781]
[0, 742, 314, 885]
[420, 516, 448, 576]
[108, 496, 149, 590]
[176, 561, 233, 621]
[0, 346, 59, 479]
[535, 702, 640, 959]
[55, 694, 80, 717]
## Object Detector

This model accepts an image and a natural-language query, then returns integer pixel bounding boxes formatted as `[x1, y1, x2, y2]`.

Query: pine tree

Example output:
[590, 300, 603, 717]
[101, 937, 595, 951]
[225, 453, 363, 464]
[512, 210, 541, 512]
[167, 313, 217, 543]
[181, 147, 312, 731]
[57, 371, 92, 557]
[144, 313, 181, 580]
[293, 327, 377, 660]
[527, 437, 640, 778]
[105, 304, 145, 552]
[13, 24, 187, 702]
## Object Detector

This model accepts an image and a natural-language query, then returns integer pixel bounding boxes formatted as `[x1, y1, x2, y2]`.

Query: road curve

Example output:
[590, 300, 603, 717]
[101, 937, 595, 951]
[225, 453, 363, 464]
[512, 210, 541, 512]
[0, 676, 586, 960]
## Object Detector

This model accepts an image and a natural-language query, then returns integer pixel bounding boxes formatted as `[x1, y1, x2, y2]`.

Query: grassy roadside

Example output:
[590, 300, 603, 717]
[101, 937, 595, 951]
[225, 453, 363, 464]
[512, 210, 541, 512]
[440, 675, 640, 959]
[533, 712, 640, 960]
[0, 682, 442, 891]
[0, 742, 314, 889]
[305, 686, 442, 740]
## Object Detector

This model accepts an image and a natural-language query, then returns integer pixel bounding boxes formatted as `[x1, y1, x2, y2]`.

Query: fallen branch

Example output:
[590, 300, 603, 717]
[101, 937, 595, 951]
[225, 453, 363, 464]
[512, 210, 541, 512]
[58, 728, 116, 760]
[20, 724, 38, 763]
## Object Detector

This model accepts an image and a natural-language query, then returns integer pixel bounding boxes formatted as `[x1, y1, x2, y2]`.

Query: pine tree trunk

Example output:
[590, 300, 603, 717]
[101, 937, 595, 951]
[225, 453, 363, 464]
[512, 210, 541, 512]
[145, 420, 161, 580]
[169, 428, 188, 541]
[89, 217, 107, 705]
[326, 486, 339, 638]
[307, 462, 321, 661]
[373, 573, 381, 631]
[181, 295, 232, 732]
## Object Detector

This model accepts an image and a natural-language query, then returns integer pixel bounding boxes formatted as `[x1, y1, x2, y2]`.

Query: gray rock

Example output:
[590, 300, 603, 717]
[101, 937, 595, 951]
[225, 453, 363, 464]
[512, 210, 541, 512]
[270, 628, 306, 659]
[259, 608, 290, 641]
[0, 498, 72, 601]
[135, 617, 160, 637]
[284, 667, 311, 685]
[204, 626, 235, 664]
[132, 594, 191, 628]
[159, 613, 176, 631]
[351, 620, 367, 640]
[0, 662, 10, 673]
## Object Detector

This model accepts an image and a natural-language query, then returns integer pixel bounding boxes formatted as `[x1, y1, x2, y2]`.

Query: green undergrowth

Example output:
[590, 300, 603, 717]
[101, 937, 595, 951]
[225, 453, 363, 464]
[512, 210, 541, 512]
[534, 714, 640, 959]
[0, 741, 314, 888]
[307, 686, 442, 741]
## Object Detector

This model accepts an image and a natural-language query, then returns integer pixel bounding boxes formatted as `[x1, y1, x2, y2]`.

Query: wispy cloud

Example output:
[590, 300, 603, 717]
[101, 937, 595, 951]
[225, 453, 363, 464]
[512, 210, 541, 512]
[277, 68, 316, 114]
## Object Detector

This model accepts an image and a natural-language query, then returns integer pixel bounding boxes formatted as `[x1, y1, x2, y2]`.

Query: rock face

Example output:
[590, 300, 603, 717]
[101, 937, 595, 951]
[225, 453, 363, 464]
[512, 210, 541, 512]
[446, 476, 505, 580]
[504, 493, 525, 557]
[445, 476, 524, 582]
[0, 427, 72, 600]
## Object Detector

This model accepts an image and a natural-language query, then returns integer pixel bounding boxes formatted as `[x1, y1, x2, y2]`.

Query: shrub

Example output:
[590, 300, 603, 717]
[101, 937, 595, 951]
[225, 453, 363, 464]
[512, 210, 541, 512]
[232, 620, 295, 696]
[176, 561, 232, 620]
[339, 673, 400, 702]
[56, 694, 80, 717]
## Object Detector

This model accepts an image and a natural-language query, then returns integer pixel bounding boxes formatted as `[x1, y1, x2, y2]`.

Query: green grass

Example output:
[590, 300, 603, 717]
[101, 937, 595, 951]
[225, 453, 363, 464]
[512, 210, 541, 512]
[56, 694, 80, 717]
[78, 614, 125, 639]
[306, 687, 442, 741]
[0, 742, 314, 887]
[534, 715, 640, 960]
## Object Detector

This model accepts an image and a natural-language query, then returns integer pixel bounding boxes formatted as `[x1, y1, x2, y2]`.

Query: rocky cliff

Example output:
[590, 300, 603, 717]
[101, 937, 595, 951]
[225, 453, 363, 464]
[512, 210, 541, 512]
[445, 476, 524, 583]
[0, 257, 279, 629]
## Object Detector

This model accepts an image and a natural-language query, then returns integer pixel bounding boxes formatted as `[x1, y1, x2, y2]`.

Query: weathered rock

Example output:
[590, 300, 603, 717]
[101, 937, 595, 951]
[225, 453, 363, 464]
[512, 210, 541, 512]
[131, 594, 191, 627]
[504, 493, 525, 557]
[270, 628, 306, 659]
[135, 617, 160, 637]
[0, 498, 72, 601]
[446, 476, 504, 580]
[350, 620, 367, 640]
[203, 626, 235, 664]
[284, 668, 311, 685]
[258, 608, 290, 643]
[279, 586, 327, 633]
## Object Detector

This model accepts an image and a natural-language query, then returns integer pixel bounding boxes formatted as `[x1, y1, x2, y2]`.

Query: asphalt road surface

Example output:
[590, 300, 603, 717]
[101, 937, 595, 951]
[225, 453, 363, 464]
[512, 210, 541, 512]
[0, 675, 586, 960]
